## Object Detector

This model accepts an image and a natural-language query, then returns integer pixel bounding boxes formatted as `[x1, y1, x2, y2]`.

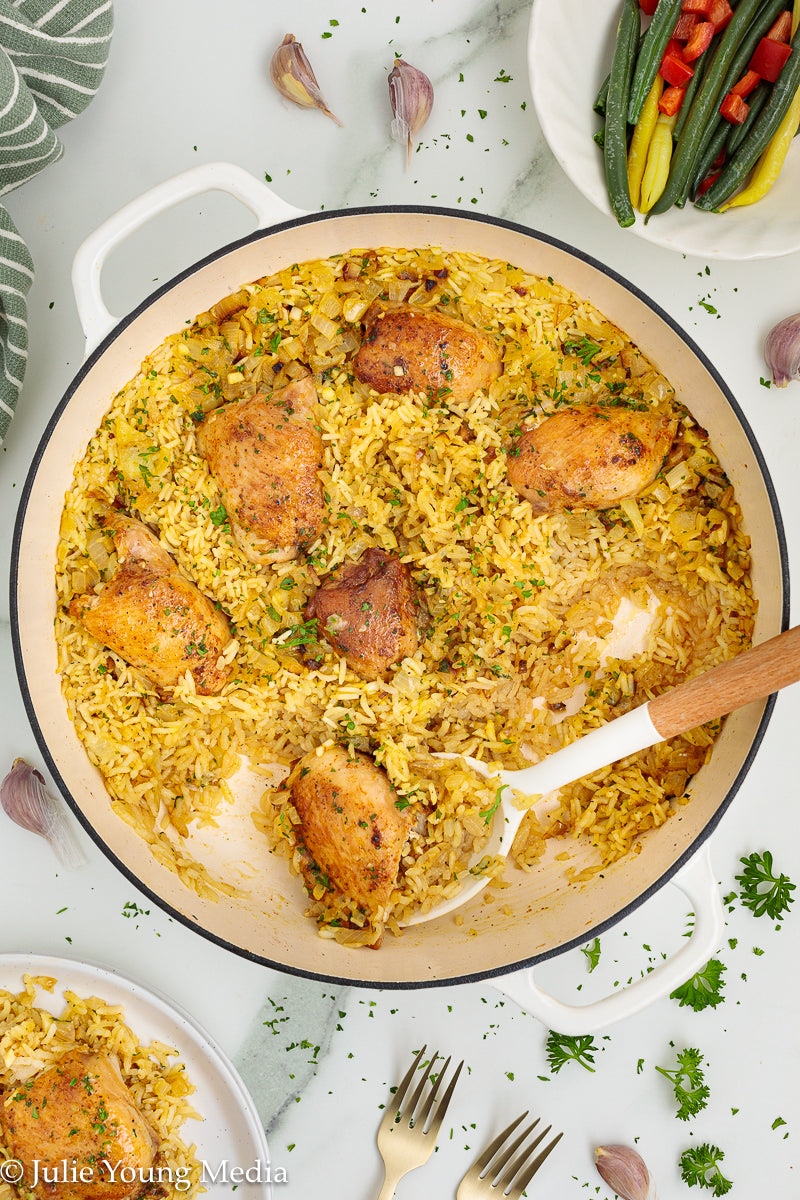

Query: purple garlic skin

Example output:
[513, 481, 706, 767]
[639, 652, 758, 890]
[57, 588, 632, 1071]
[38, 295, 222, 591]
[765, 312, 800, 388]
[595, 1144, 653, 1200]
[388, 58, 433, 165]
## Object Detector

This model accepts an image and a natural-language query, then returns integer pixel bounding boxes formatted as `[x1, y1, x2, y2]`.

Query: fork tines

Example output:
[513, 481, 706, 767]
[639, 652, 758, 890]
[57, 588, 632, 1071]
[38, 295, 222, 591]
[384, 1044, 464, 1136]
[457, 1111, 563, 1199]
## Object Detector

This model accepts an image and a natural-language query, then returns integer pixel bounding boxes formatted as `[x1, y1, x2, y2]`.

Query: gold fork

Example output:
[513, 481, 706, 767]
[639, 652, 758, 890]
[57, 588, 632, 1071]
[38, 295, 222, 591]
[374, 1044, 464, 1200]
[456, 1111, 563, 1200]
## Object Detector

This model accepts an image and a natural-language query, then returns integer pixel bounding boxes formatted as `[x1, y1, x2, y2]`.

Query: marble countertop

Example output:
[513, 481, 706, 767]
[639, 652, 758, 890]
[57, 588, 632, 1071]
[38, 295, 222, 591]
[2, 0, 799, 1195]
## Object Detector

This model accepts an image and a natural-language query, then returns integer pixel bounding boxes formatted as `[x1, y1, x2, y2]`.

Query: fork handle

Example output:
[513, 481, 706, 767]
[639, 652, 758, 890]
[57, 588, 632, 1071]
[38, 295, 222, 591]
[375, 1169, 404, 1200]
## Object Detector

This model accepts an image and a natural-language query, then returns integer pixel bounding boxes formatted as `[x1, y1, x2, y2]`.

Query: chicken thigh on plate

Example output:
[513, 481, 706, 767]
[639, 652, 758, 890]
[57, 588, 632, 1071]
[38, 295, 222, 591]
[354, 302, 502, 404]
[196, 375, 325, 564]
[69, 511, 233, 695]
[306, 547, 423, 680]
[290, 744, 413, 916]
[1, 1049, 156, 1200]
[507, 404, 677, 514]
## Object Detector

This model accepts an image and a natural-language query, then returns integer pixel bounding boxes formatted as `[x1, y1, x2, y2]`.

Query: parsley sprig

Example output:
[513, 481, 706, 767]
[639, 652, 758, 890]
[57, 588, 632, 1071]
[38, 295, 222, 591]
[655, 1047, 709, 1120]
[735, 850, 795, 920]
[679, 1143, 732, 1195]
[545, 1030, 596, 1074]
[670, 957, 725, 1011]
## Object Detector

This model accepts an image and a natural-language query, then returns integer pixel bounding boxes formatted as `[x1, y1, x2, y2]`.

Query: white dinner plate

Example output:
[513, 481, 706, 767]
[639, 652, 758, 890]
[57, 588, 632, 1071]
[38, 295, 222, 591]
[0, 954, 272, 1200]
[528, 0, 800, 259]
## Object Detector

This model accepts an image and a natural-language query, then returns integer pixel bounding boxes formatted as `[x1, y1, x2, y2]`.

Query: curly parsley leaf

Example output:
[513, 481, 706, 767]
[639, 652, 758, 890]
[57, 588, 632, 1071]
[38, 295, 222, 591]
[545, 1031, 596, 1074]
[735, 850, 795, 921]
[670, 957, 725, 1011]
[580, 936, 601, 972]
[655, 1047, 710, 1120]
[679, 1143, 732, 1195]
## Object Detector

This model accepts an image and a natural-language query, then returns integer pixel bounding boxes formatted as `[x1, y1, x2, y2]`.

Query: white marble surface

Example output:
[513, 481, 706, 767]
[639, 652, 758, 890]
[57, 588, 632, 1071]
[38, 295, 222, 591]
[2, 0, 800, 1196]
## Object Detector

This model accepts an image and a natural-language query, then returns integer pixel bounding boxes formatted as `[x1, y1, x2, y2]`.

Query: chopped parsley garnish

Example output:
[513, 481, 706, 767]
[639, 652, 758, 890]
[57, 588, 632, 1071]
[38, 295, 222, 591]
[670, 957, 725, 1011]
[580, 937, 601, 972]
[563, 335, 602, 365]
[655, 1048, 710, 1120]
[209, 503, 228, 526]
[679, 1143, 732, 1195]
[735, 850, 795, 920]
[545, 1030, 597, 1074]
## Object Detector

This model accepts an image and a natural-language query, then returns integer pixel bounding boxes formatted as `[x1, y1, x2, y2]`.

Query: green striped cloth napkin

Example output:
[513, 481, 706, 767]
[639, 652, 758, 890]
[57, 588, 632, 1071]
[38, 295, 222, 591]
[0, 0, 113, 444]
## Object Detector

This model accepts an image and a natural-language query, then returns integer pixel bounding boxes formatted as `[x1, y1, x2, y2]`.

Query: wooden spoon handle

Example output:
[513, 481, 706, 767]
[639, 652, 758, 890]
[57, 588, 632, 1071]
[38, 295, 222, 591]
[649, 625, 800, 740]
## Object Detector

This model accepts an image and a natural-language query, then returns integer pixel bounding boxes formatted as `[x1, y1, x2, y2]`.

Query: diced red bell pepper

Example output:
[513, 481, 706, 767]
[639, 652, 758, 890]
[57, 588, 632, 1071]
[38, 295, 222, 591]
[750, 36, 793, 81]
[697, 168, 723, 195]
[673, 11, 699, 39]
[659, 85, 687, 115]
[731, 68, 761, 97]
[766, 10, 793, 41]
[664, 37, 683, 59]
[640, 0, 659, 14]
[720, 91, 750, 123]
[682, 0, 714, 14]
[683, 20, 715, 60]
[709, 0, 733, 31]
[660, 52, 695, 86]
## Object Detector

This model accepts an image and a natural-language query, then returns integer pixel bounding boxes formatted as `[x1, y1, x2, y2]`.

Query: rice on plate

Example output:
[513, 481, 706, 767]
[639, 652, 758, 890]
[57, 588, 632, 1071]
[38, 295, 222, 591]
[55, 245, 755, 948]
[0, 975, 201, 1200]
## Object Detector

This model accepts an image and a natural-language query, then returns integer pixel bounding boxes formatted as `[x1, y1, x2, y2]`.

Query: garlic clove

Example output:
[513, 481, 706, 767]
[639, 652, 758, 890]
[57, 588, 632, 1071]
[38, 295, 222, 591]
[765, 312, 800, 388]
[270, 33, 342, 126]
[0, 758, 88, 869]
[388, 58, 433, 166]
[595, 1144, 655, 1200]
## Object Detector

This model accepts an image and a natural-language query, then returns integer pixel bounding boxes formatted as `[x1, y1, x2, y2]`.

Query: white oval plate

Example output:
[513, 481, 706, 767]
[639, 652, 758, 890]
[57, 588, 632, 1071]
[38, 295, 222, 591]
[0, 955, 272, 1200]
[528, 0, 800, 259]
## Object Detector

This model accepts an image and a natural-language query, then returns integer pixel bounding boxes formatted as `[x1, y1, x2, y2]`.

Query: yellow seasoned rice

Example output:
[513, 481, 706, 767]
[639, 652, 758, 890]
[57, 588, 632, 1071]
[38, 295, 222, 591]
[0, 976, 201, 1200]
[55, 246, 755, 944]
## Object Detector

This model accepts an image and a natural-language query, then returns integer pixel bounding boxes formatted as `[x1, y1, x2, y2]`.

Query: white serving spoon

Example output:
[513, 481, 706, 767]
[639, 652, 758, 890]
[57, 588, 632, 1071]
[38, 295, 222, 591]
[404, 624, 800, 926]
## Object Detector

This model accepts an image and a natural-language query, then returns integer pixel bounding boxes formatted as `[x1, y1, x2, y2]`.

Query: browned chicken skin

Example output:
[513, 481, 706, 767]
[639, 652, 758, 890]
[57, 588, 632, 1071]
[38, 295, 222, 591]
[354, 303, 502, 404]
[1, 1049, 156, 1200]
[69, 512, 232, 695]
[507, 405, 677, 514]
[306, 548, 422, 680]
[290, 745, 413, 913]
[196, 376, 325, 563]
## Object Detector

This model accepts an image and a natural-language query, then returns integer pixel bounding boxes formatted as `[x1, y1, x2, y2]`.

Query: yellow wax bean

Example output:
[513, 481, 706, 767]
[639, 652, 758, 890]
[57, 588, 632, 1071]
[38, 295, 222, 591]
[628, 76, 664, 210]
[640, 113, 676, 214]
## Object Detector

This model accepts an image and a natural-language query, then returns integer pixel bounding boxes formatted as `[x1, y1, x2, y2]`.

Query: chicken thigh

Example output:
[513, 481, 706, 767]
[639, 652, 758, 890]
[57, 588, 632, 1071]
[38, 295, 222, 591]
[1, 1049, 156, 1200]
[306, 548, 422, 680]
[354, 303, 502, 404]
[196, 376, 325, 563]
[290, 745, 413, 914]
[69, 511, 233, 695]
[506, 405, 677, 514]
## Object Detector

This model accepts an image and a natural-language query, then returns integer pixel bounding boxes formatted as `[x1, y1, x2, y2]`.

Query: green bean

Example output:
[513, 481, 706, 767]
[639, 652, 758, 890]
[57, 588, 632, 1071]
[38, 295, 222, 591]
[628, 0, 682, 125]
[645, 0, 766, 216]
[727, 79, 770, 154]
[595, 31, 645, 115]
[604, 0, 640, 228]
[594, 73, 611, 116]
[689, 119, 730, 199]
[696, 19, 800, 209]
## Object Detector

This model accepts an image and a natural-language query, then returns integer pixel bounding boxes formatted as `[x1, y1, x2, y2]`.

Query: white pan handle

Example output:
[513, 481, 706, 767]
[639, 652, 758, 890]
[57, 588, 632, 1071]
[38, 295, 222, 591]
[490, 843, 723, 1034]
[71, 161, 308, 355]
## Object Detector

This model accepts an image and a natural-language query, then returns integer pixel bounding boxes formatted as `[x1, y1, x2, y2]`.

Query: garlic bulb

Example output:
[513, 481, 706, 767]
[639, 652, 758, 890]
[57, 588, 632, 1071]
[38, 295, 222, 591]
[595, 1144, 656, 1200]
[765, 312, 800, 387]
[0, 758, 87, 868]
[270, 34, 341, 125]
[388, 58, 433, 165]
